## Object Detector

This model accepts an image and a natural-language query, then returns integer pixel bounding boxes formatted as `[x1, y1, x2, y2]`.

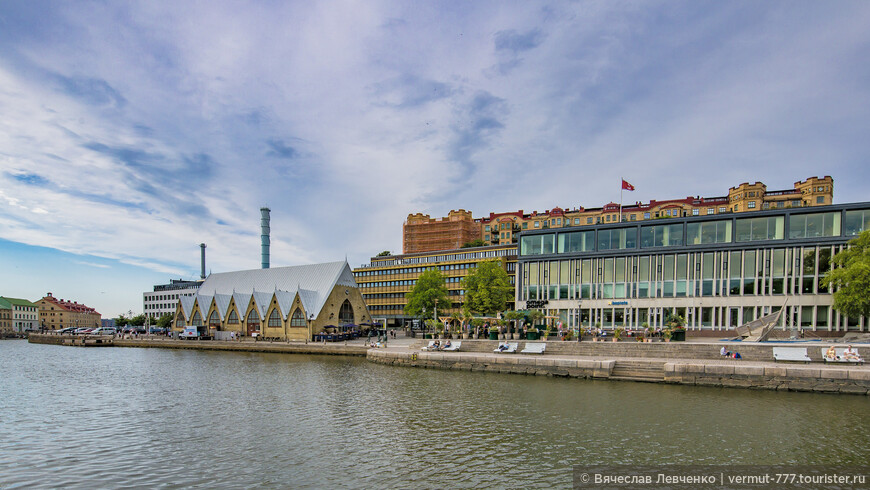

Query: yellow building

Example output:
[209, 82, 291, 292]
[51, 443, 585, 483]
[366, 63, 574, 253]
[353, 244, 517, 327]
[405, 176, 834, 253]
[35, 293, 102, 330]
[175, 261, 371, 341]
[0, 301, 12, 335]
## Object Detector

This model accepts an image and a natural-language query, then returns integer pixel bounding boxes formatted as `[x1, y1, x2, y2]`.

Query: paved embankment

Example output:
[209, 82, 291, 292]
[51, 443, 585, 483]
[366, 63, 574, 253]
[367, 339, 870, 395]
[29, 334, 368, 356]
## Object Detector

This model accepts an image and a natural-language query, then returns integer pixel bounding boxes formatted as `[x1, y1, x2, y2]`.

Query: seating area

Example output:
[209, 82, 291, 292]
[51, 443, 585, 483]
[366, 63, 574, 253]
[494, 342, 518, 354]
[520, 342, 546, 354]
[773, 347, 812, 363]
[421, 340, 461, 351]
[822, 347, 864, 364]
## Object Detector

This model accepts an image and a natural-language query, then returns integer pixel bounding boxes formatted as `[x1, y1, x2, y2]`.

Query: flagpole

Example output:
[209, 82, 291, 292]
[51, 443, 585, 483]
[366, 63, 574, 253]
[619, 177, 623, 223]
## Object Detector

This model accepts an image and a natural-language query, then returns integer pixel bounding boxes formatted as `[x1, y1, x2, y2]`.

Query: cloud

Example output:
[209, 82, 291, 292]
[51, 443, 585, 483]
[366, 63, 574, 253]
[8, 172, 50, 187]
[370, 74, 454, 109]
[74, 260, 111, 269]
[494, 28, 544, 55]
[266, 139, 299, 159]
[448, 91, 508, 175]
[53, 74, 126, 109]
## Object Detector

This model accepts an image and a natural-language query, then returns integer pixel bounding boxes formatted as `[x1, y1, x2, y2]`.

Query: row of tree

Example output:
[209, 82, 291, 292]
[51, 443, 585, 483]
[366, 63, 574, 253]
[114, 312, 173, 328]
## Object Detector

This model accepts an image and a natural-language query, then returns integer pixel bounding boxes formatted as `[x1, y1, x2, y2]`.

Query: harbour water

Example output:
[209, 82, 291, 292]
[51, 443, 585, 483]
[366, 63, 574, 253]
[1, 340, 868, 488]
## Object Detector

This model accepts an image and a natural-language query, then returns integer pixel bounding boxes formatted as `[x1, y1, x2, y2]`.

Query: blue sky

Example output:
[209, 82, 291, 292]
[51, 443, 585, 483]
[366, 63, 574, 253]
[1, 1, 869, 317]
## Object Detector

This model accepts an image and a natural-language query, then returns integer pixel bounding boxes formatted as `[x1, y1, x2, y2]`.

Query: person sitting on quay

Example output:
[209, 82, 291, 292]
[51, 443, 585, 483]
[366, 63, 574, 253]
[720, 346, 732, 357]
[440, 340, 452, 351]
[843, 345, 862, 361]
[825, 345, 839, 361]
[497, 341, 510, 352]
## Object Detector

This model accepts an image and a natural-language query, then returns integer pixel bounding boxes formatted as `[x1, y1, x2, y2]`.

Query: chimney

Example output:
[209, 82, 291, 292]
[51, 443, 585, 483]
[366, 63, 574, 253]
[260, 207, 270, 269]
[200, 243, 207, 279]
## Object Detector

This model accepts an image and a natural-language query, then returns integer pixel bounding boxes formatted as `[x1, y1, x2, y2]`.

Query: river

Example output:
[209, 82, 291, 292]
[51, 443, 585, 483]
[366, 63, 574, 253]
[1, 340, 867, 488]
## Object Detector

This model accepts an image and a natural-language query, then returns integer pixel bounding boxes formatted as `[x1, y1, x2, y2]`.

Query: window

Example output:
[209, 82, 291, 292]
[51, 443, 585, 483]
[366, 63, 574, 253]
[268, 309, 281, 327]
[735, 216, 784, 242]
[574, 218, 580, 225]
[227, 310, 239, 324]
[534, 221, 540, 228]
[719, 207, 726, 213]
[484, 225, 490, 232]
[640, 224, 683, 248]
[692, 209, 699, 216]
[191, 311, 202, 327]
[557, 230, 594, 253]
[247, 310, 260, 326]
[597, 227, 637, 251]
[844, 209, 870, 236]
[816, 196, 824, 204]
[748, 201, 756, 209]
[734, 205, 739, 212]
[788, 212, 840, 238]
[520, 234, 555, 255]
[339, 300, 354, 325]
[209, 310, 220, 327]
[522, 222, 528, 229]
[587, 217, 593, 224]
[644, 212, 650, 220]
[687, 220, 732, 245]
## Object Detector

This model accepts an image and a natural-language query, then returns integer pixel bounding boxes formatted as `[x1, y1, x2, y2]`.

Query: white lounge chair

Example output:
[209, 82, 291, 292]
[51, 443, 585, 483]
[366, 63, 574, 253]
[442, 341, 461, 352]
[521, 342, 546, 354]
[821, 347, 864, 364]
[772, 347, 811, 363]
[421, 341, 436, 351]
[494, 342, 518, 354]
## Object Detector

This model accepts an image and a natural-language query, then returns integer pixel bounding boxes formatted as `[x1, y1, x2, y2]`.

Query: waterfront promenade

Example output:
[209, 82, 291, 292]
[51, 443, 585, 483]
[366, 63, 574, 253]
[27, 334, 870, 395]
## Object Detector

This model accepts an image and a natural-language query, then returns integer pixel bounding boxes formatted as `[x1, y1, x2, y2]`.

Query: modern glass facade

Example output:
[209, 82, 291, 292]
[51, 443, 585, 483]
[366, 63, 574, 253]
[516, 203, 870, 333]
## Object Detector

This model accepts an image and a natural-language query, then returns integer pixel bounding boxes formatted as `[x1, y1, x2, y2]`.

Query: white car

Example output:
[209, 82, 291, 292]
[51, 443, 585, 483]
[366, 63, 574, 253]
[90, 327, 117, 336]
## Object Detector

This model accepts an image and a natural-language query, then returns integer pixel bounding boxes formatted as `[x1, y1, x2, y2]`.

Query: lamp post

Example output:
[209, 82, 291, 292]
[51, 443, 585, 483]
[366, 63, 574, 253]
[307, 313, 314, 344]
[434, 298, 438, 337]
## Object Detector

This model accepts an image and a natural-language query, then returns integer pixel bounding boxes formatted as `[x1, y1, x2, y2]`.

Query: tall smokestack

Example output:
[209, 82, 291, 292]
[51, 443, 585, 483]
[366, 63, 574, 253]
[200, 243, 207, 279]
[260, 207, 270, 269]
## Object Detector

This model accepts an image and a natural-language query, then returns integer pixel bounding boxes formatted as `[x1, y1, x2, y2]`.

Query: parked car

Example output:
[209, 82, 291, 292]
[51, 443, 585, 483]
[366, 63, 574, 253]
[148, 327, 168, 335]
[90, 327, 117, 336]
[123, 327, 146, 334]
[74, 327, 93, 334]
[57, 327, 76, 334]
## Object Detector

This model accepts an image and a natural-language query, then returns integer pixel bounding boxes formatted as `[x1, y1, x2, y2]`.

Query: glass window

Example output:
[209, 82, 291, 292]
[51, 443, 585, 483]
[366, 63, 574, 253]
[597, 228, 637, 251]
[686, 220, 732, 245]
[291, 309, 306, 327]
[735, 216, 784, 242]
[574, 218, 580, 225]
[520, 234, 555, 255]
[788, 212, 841, 238]
[557, 230, 594, 253]
[844, 209, 870, 236]
[534, 221, 540, 228]
[640, 224, 683, 248]
[268, 309, 281, 327]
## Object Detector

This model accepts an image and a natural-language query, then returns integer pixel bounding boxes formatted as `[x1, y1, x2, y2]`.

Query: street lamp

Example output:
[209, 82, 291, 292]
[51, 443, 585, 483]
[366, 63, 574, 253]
[307, 313, 314, 344]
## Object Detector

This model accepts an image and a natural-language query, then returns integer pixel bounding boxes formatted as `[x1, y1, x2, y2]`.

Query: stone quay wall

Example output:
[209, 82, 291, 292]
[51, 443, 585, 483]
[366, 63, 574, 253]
[366, 349, 870, 396]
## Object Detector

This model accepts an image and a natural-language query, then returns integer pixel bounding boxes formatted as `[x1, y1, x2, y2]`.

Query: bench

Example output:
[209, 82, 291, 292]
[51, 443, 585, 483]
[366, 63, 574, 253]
[521, 342, 546, 354]
[821, 347, 864, 364]
[421, 341, 436, 351]
[772, 347, 811, 363]
[442, 341, 461, 352]
[494, 342, 518, 354]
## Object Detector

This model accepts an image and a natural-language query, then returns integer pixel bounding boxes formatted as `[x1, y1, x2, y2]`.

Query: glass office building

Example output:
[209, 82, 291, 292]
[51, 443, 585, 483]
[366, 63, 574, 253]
[516, 203, 870, 334]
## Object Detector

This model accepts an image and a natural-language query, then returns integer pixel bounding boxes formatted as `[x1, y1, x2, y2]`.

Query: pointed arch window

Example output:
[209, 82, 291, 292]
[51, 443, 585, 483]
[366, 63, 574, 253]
[227, 309, 239, 324]
[339, 300, 354, 325]
[209, 310, 220, 327]
[176, 313, 185, 327]
[291, 309, 306, 327]
[191, 311, 202, 327]
[268, 309, 282, 327]
[247, 310, 260, 327]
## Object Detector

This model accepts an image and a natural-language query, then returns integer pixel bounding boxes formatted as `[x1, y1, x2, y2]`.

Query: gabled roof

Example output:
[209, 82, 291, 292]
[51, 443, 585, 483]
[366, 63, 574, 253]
[179, 295, 196, 319]
[213, 294, 232, 321]
[252, 291, 272, 318]
[0, 297, 38, 307]
[274, 290, 294, 318]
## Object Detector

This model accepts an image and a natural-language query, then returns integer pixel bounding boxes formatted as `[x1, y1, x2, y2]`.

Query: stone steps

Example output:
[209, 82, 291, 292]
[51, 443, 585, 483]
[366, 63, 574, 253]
[610, 360, 666, 381]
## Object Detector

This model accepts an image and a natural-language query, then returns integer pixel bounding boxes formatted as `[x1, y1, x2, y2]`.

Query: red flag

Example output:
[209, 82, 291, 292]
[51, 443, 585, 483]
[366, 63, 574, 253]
[622, 179, 635, 191]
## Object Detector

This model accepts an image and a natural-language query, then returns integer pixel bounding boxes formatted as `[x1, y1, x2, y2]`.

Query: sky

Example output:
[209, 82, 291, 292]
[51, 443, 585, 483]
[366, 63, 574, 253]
[1, 1, 869, 318]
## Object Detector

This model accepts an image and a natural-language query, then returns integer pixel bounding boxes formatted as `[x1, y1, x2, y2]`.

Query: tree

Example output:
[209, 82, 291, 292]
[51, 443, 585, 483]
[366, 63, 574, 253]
[821, 230, 870, 318]
[156, 313, 173, 329]
[461, 239, 487, 248]
[462, 260, 512, 316]
[404, 268, 450, 319]
[376, 250, 391, 257]
[115, 315, 129, 327]
[129, 314, 147, 327]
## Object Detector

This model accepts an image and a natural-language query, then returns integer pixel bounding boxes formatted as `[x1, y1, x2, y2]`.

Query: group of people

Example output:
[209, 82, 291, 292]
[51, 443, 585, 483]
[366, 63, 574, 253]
[425, 340, 452, 351]
[720, 346, 742, 359]
[825, 344, 863, 362]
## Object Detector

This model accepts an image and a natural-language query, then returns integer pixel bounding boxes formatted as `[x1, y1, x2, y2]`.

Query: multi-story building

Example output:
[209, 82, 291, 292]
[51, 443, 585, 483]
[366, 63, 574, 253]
[515, 201, 869, 335]
[35, 293, 101, 331]
[0, 301, 12, 335]
[353, 244, 517, 327]
[143, 279, 203, 319]
[405, 176, 834, 253]
[403, 209, 481, 254]
[0, 297, 39, 333]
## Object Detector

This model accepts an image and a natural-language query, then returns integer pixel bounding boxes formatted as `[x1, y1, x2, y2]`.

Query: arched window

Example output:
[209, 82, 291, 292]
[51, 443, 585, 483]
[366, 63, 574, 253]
[339, 300, 354, 325]
[227, 309, 239, 324]
[268, 309, 281, 327]
[209, 310, 220, 327]
[291, 309, 306, 327]
[176, 313, 185, 327]
[247, 310, 260, 326]
[191, 311, 202, 326]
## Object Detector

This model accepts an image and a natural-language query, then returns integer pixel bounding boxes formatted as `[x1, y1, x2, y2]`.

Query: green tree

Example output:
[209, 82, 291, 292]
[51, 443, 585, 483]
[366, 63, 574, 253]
[461, 239, 487, 248]
[404, 268, 450, 319]
[115, 315, 129, 327]
[129, 314, 147, 326]
[156, 313, 173, 329]
[376, 250, 391, 257]
[462, 260, 512, 316]
[821, 230, 870, 318]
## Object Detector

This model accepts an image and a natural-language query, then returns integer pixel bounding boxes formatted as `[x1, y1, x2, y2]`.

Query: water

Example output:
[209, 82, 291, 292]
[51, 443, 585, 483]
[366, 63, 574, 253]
[1, 340, 868, 488]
